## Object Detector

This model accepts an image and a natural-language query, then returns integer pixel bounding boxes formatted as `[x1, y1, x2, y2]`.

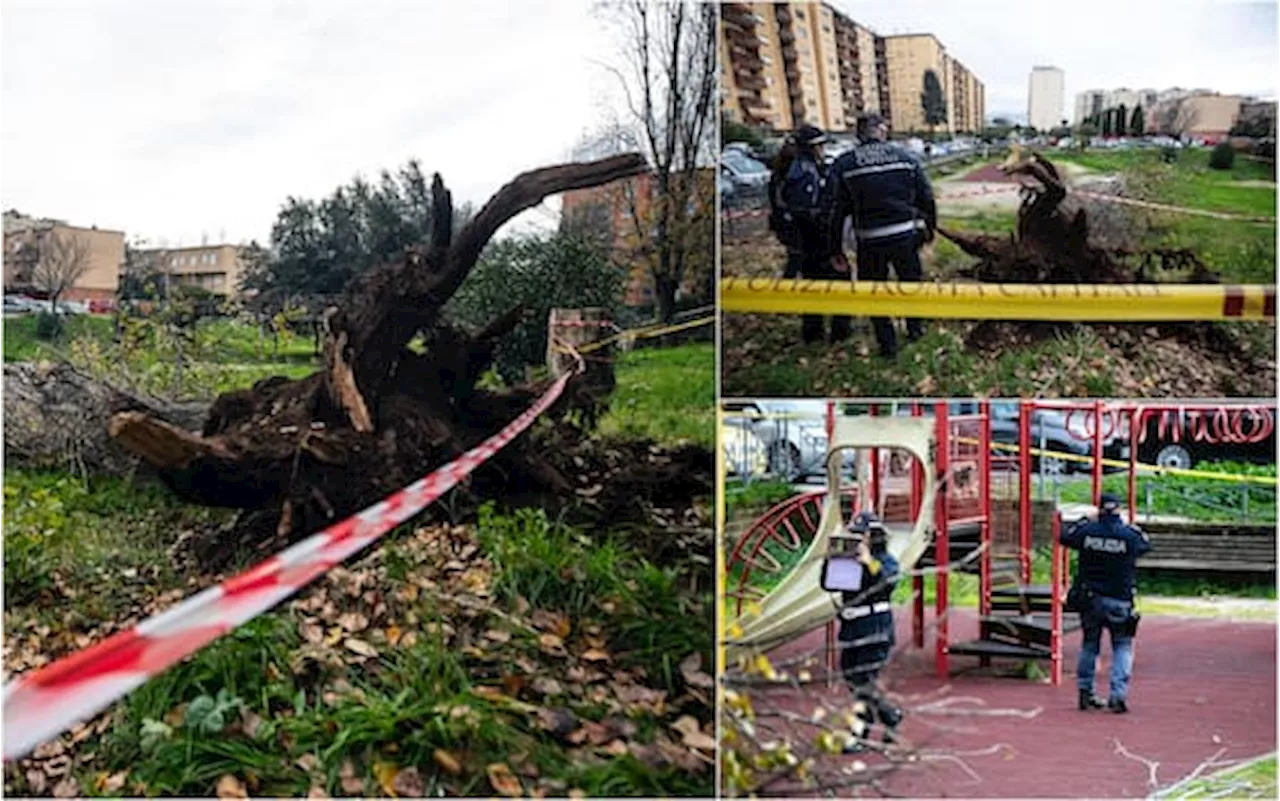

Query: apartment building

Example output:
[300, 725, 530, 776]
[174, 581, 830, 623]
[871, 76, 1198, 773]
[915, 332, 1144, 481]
[1074, 90, 1105, 123]
[2, 211, 123, 302]
[560, 171, 712, 307]
[1027, 66, 1065, 131]
[721, 4, 793, 130]
[720, 3, 982, 135]
[881, 34, 984, 135]
[135, 243, 247, 296]
[1146, 93, 1244, 142]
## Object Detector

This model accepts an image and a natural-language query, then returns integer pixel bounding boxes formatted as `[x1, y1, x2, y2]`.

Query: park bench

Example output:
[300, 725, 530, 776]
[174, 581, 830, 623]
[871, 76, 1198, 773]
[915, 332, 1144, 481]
[1137, 521, 1276, 573]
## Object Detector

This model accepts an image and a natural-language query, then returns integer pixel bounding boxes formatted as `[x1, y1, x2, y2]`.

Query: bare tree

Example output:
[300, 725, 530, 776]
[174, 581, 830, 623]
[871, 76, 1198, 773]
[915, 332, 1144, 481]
[1152, 99, 1200, 139]
[600, 0, 716, 322]
[31, 230, 92, 313]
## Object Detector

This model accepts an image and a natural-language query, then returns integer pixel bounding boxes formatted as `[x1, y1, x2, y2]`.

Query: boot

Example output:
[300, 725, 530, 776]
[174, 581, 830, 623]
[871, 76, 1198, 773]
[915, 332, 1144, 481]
[1108, 698, 1129, 714]
[1078, 689, 1104, 710]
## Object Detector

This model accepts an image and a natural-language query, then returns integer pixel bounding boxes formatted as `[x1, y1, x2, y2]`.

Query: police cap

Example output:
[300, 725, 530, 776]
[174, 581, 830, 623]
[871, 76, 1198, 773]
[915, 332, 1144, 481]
[793, 124, 829, 146]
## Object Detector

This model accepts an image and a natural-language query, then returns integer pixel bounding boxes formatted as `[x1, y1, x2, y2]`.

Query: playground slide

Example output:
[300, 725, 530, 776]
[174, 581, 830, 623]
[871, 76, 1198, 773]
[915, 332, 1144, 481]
[726, 416, 938, 662]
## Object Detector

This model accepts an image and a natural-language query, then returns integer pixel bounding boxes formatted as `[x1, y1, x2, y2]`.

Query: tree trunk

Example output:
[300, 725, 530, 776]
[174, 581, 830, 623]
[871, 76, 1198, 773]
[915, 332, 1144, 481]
[107, 155, 649, 559]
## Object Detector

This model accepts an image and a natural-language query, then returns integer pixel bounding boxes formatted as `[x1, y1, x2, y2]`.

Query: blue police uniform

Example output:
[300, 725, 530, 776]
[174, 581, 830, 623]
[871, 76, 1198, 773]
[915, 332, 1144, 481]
[774, 154, 851, 344]
[825, 140, 937, 357]
[1060, 499, 1152, 712]
[838, 536, 903, 743]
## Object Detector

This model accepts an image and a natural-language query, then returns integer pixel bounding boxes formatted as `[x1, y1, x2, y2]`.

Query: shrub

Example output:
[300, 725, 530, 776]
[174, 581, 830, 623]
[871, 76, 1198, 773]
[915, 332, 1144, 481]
[34, 310, 63, 341]
[1209, 142, 1236, 170]
[445, 232, 624, 383]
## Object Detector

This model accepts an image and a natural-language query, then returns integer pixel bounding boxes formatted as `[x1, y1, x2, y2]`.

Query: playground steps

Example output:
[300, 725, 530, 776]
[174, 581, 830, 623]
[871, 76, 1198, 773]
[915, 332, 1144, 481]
[950, 584, 1080, 663]
[981, 612, 1081, 650]
[947, 638, 1050, 660]
[919, 521, 983, 572]
[990, 584, 1059, 614]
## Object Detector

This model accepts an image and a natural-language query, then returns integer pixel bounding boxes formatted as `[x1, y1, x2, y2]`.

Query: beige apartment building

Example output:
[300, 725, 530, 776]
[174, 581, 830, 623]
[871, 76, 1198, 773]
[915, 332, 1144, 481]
[1146, 93, 1244, 142]
[727, 1, 906, 132]
[882, 34, 984, 135]
[138, 243, 247, 296]
[2, 212, 123, 302]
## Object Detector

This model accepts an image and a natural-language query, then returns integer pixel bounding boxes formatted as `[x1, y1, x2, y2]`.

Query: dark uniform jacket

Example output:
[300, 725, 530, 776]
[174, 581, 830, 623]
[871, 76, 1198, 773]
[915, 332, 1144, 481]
[825, 141, 936, 252]
[1060, 513, 1152, 602]
[839, 550, 901, 648]
[773, 155, 827, 254]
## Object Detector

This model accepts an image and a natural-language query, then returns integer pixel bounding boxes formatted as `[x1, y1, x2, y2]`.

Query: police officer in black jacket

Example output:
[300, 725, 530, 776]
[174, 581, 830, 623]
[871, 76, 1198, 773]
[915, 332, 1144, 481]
[1060, 493, 1152, 713]
[769, 124, 851, 344]
[825, 113, 937, 359]
[838, 513, 904, 751]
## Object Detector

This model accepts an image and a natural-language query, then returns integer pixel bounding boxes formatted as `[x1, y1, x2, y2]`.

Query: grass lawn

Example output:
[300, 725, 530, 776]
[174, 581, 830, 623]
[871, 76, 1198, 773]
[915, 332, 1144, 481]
[1052, 148, 1276, 218]
[1050, 461, 1277, 525]
[599, 343, 714, 449]
[2, 334, 716, 796]
[3, 314, 115, 362]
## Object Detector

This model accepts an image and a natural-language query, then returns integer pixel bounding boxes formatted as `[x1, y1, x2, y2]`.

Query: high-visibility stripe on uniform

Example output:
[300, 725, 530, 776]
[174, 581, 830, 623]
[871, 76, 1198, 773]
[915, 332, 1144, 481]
[854, 219, 927, 239]
[842, 162, 916, 178]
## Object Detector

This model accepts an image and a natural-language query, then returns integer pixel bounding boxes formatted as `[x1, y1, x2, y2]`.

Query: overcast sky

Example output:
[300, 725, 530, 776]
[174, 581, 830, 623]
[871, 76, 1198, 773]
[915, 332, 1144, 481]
[837, 0, 1278, 123]
[2, 1, 623, 247]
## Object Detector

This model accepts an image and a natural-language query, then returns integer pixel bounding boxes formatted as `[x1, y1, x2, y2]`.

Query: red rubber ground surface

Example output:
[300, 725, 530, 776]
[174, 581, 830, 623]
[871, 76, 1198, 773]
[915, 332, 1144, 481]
[751, 609, 1276, 798]
[958, 163, 1020, 183]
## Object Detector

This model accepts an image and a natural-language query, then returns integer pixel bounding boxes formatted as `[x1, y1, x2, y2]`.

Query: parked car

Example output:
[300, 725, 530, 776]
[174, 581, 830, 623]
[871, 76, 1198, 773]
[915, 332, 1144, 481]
[957, 402, 1129, 475]
[723, 400, 853, 482]
[721, 148, 771, 197]
[2, 294, 41, 314]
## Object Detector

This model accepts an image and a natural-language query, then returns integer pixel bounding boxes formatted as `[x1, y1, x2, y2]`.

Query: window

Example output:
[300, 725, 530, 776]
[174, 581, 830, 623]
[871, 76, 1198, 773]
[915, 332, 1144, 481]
[796, 9, 805, 19]
[170, 257, 177, 267]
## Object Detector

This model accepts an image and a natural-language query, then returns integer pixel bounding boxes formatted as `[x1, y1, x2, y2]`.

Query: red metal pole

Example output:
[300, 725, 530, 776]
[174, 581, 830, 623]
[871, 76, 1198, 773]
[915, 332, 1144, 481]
[934, 401, 950, 680]
[978, 400, 992, 619]
[911, 403, 925, 649]
[825, 401, 837, 683]
[1018, 401, 1032, 585]
[1050, 511, 1063, 687]
[1129, 408, 1142, 526]
[869, 404, 881, 515]
[1092, 400, 1104, 509]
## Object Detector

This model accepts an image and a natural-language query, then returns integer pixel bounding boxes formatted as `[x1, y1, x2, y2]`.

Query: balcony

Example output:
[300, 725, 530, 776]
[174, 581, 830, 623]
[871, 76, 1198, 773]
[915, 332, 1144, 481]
[779, 27, 795, 43]
[722, 4, 757, 30]
[775, 6, 791, 23]
[731, 46, 763, 66]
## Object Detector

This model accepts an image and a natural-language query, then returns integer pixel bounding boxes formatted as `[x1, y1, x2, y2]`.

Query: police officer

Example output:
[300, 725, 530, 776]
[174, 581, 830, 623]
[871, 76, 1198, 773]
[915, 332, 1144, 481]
[826, 113, 936, 359]
[768, 124, 851, 345]
[1060, 493, 1152, 714]
[838, 512, 904, 751]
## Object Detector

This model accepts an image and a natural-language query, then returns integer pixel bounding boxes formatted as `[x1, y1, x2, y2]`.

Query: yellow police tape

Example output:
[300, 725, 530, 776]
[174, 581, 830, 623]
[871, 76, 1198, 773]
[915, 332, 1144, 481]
[720, 278, 1276, 321]
[953, 436, 1278, 486]
[570, 315, 715, 355]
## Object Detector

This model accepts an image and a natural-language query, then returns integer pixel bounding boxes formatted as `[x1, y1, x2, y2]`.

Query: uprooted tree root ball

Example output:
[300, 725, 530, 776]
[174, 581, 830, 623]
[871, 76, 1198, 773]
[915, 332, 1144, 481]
[940, 153, 1271, 381]
[98, 155, 712, 569]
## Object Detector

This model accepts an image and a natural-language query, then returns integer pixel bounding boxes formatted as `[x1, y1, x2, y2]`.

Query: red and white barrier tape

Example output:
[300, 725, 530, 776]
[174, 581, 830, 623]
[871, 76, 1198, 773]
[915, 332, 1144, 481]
[1072, 190, 1276, 222]
[2, 368, 577, 761]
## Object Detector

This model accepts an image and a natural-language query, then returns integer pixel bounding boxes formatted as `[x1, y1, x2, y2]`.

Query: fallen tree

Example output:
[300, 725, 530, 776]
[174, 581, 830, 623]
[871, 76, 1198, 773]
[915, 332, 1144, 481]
[937, 152, 1271, 387]
[93, 155, 715, 567]
[940, 152, 1218, 284]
